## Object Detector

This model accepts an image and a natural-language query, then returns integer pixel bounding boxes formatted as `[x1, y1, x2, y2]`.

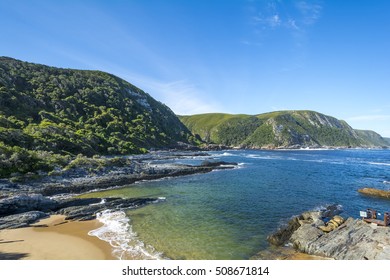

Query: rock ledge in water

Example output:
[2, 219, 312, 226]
[267, 205, 390, 260]
[358, 187, 390, 199]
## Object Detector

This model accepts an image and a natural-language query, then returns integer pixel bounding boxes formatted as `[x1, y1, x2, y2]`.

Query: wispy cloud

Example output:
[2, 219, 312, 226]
[253, 13, 281, 28]
[295, 1, 322, 25]
[244, 0, 323, 72]
[247, 0, 323, 34]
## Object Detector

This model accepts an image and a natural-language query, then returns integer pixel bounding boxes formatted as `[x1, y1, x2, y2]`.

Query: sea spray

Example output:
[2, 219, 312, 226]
[88, 210, 163, 260]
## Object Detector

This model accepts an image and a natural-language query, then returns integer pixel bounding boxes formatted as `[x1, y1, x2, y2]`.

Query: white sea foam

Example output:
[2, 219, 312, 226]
[88, 210, 163, 260]
[246, 154, 274, 160]
[368, 162, 390, 167]
[89, 198, 107, 206]
[384, 181, 390, 184]
[48, 193, 76, 200]
[221, 152, 233, 156]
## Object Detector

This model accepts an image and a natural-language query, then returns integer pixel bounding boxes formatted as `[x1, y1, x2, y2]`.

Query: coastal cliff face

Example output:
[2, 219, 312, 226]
[0, 57, 197, 176]
[180, 111, 389, 149]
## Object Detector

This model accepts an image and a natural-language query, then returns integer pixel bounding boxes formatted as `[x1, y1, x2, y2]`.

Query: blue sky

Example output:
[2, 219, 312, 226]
[0, 0, 389, 136]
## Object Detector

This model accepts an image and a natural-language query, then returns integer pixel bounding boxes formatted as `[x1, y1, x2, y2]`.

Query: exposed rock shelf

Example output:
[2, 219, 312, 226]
[358, 187, 390, 199]
[266, 205, 390, 260]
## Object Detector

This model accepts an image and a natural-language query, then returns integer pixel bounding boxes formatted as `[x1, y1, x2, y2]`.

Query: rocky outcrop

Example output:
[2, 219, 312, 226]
[0, 211, 49, 229]
[40, 161, 236, 196]
[57, 197, 158, 221]
[267, 216, 301, 246]
[267, 205, 341, 246]
[358, 187, 390, 199]
[0, 197, 159, 228]
[267, 205, 390, 260]
[0, 194, 58, 216]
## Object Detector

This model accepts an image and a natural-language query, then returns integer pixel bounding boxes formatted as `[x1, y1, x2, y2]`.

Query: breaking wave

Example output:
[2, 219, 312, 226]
[88, 210, 164, 260]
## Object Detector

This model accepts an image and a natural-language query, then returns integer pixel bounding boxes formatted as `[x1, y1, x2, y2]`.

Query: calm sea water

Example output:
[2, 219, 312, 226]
[86, 149, 390, 260]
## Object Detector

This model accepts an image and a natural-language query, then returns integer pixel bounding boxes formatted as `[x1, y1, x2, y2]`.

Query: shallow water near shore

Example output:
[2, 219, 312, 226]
[85, 149, 390, 259]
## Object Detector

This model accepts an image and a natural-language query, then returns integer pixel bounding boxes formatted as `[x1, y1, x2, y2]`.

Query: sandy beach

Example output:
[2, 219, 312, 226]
[0, 215, 115, 260]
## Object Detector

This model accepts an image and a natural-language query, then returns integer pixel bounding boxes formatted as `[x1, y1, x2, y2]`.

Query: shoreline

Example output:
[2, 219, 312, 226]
[0, 152, 239, 260]
[0, 215, 115, 260]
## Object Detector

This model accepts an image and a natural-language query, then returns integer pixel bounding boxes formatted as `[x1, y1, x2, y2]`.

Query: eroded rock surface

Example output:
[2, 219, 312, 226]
[267, 205, 390, 260]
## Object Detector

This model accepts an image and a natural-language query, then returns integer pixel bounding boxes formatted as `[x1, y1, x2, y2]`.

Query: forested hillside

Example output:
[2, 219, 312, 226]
[0, 57, 196, 176]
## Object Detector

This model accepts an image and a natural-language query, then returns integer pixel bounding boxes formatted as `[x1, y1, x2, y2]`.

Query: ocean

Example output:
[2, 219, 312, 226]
[85, 149, 390, 260]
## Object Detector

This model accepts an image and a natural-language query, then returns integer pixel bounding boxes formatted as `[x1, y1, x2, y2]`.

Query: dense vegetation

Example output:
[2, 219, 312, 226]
[180, 110, 389, 149]
[0, 57, 196, 177]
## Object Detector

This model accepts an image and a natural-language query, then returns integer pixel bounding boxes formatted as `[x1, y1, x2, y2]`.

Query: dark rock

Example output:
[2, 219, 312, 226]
[55, 197, 117, 209]
[267, 216, 302, 246]
[0, 252, 29, 260]
[200, 160, 238, 167]
[0, 194, 58, 216]
[41, 162, 236, 196]
[0, 180, 19, 191]
[0, 211, 49, 229]
[57, 197, 158, 221]
[320, 204, 342, 218]
[58, 204, 106, 221]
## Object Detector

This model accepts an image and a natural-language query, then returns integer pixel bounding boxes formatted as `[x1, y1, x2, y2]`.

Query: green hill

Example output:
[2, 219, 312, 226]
[0, 57, 196, 176]
[354, 130, 389, 147]
[180, 111, 389, 149]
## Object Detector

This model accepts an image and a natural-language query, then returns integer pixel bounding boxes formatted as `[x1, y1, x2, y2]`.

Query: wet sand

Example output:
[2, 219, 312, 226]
[0, 215, 115, 260]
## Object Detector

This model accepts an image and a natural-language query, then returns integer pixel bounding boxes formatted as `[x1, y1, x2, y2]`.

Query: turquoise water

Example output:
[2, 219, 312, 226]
[86, 149, 390, 260]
